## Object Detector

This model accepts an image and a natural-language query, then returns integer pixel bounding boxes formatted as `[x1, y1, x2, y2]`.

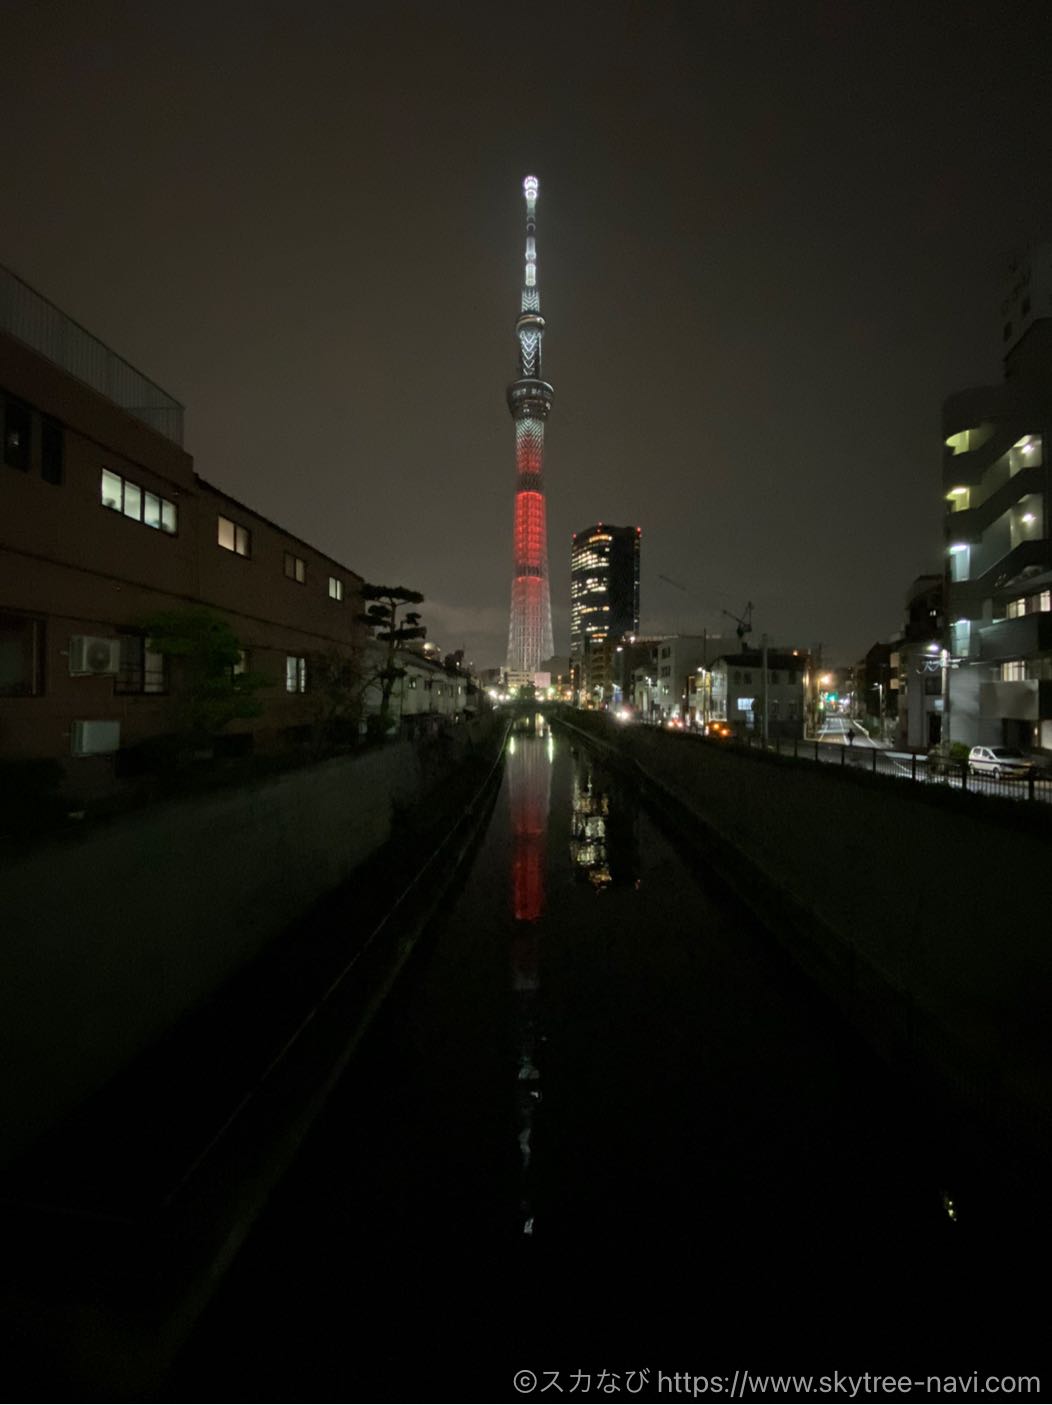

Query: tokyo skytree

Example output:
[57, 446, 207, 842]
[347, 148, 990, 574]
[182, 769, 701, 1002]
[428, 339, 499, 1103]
[505, 174, 554, 684]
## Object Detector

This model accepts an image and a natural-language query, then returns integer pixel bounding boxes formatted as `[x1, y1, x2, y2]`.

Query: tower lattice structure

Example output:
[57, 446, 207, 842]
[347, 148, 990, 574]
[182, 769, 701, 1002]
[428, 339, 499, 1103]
[506, 174, 555, 684]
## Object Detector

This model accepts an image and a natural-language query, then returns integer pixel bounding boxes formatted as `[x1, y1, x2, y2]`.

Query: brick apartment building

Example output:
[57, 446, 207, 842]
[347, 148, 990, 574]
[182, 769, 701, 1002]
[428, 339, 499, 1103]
[0, 264, 365, 797]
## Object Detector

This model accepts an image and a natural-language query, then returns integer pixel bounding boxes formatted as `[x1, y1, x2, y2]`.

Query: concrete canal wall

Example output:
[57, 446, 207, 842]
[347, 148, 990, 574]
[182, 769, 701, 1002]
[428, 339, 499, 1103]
[561, 712, 1052, 1148]
[0, 716, 503, 1167]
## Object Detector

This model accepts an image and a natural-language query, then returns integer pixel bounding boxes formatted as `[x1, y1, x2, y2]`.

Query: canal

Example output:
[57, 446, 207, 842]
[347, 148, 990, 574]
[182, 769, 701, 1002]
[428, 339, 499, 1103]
[170, 714, 1039, 1398]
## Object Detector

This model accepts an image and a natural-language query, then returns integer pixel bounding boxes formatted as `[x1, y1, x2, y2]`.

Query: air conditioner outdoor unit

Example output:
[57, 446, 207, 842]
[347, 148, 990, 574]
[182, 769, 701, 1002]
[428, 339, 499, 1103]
[70, 720, 121, 756]
[69, 635, 121, 676]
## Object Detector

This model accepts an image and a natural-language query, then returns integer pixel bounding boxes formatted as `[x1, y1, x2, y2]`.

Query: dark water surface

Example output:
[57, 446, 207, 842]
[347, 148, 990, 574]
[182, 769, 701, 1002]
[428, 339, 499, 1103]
[170, 718, 1044, 1399]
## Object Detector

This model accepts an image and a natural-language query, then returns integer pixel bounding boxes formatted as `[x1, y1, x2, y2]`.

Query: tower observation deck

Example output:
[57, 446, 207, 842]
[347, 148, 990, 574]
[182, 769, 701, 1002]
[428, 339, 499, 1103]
[506, 174, 555, 685]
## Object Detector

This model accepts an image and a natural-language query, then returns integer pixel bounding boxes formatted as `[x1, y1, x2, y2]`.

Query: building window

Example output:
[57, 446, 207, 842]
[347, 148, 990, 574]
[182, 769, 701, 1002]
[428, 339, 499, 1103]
[284, 552, 306, 583]
[3, 397, 31, 471]
[1001, 660, 1027, 682]
[123, 480, 142, 521]
[0, 612, 45, 696]
[232, 649, 249, 677]
[116, 634, 167, 694]
[41, 418, 63, 484]
[328, 576, 343, 601]
[100, 469, 177, 533]
[218, 515, 251, 556]
[408, 677, 417, 690]
[101, 469, 122, 509]
[285, 655, 307, 693]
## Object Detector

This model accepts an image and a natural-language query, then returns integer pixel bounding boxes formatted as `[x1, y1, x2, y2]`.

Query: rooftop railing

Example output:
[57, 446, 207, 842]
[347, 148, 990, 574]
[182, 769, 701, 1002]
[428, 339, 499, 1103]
[0, 263, 184, 446]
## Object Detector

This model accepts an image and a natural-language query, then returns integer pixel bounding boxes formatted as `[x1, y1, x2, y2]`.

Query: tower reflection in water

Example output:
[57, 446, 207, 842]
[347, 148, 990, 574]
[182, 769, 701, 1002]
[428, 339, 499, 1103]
[506, 713, 553, 1237]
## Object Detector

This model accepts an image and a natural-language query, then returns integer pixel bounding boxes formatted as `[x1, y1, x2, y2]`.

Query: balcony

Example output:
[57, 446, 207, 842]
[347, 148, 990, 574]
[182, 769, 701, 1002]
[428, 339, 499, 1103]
[0, 262, 184, 446]
[977, 613, 1052, 662]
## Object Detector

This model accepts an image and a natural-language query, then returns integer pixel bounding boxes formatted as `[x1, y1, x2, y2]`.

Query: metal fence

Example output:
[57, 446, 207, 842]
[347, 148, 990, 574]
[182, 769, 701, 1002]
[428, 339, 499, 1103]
[729, 729, 1052, 804]
[0, 263, 184, 446]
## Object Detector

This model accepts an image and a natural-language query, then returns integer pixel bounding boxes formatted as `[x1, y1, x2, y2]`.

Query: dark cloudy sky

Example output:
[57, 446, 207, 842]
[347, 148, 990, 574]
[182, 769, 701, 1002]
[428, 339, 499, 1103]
[5, 0, 1052, 667]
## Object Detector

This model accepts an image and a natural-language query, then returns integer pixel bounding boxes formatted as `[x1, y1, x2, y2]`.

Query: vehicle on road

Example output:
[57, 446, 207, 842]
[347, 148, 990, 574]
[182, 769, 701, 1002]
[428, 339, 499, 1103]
[703, 721, 733, 738]
[967, 745, 1034, 778]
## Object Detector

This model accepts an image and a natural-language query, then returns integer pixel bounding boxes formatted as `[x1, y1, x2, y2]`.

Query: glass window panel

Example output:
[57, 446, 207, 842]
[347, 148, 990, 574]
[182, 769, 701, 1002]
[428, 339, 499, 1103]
[0, 613, 42, 696]
[101, 469, 123, 510]
[161, 500, 177, 534]
[143, 643, 166, 693]
[123, 481, 142, 520]
[218, 516, 235, 550]
[143, 492, 161, 528]
[3, 399, 31, 471]
[235, 525, 250, 556]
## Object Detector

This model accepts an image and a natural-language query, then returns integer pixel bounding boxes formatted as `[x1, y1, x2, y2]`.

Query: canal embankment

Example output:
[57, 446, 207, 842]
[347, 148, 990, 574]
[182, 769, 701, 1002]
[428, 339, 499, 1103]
[0, 712, 508, 1396]
[0, 713, 506, 1170]
[557, 711, 1052, 1163]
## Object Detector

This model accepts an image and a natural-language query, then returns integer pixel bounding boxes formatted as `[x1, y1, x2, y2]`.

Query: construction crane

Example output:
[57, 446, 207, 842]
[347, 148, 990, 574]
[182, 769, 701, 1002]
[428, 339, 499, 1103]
[722, 600, 754, 647]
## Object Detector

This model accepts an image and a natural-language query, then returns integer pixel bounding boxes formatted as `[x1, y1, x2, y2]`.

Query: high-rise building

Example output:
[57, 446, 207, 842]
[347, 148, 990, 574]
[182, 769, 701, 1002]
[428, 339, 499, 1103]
[570, 523, 640, 652]
[505, 175, 554, 687]
[942, 243, 1052, 750]
[569, 524, 640, 701]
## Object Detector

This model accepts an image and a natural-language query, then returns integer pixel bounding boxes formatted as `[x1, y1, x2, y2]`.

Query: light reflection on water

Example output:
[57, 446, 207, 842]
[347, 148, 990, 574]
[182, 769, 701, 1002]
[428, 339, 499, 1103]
[506, 714, 552, 1234]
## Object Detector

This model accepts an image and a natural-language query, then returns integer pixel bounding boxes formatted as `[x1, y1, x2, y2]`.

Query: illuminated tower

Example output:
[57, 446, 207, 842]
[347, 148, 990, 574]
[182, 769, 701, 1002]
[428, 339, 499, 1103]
[506, 174, 555, 685]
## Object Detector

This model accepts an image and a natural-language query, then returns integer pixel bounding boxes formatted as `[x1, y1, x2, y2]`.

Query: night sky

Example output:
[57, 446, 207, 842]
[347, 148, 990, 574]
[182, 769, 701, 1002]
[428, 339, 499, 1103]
[6, 0, 1052, 669]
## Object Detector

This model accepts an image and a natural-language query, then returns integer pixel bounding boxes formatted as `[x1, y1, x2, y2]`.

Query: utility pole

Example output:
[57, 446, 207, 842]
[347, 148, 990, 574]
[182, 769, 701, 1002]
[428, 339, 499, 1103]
[941, 646, 951, 752]
[761, 632, 769, 744]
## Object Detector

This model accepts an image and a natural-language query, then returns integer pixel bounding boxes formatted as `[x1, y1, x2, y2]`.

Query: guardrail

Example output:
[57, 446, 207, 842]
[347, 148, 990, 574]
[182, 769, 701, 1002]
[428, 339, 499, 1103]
[668, 725, 1052, 804]
[0, 263, 184, 445]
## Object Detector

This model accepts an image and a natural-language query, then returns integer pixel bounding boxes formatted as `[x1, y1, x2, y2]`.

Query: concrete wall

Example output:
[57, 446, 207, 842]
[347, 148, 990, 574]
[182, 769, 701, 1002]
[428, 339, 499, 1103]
[0, 719, 499, 1166]
[562, 713, 1052, 1145]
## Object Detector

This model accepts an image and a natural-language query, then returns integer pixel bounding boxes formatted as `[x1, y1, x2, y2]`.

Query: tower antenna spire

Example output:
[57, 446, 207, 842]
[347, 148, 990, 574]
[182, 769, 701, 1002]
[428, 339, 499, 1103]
[506, 175, 555, 684]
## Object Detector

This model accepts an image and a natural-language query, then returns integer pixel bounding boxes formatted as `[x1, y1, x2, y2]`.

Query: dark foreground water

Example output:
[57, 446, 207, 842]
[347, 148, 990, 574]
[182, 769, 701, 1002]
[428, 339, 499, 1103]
[170, 717, 1046, 1400]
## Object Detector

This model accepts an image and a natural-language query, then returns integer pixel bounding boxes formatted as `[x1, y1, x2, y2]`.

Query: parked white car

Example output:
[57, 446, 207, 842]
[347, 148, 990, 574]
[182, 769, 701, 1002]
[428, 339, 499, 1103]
[967, 745, 1033, 778]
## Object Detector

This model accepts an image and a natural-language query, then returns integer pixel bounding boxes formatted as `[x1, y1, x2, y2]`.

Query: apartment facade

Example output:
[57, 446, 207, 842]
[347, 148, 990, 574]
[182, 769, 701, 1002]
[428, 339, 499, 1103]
[709, 650, 805, 738]
[942, 245, 1052, 750]
[0, 264, 365, 797]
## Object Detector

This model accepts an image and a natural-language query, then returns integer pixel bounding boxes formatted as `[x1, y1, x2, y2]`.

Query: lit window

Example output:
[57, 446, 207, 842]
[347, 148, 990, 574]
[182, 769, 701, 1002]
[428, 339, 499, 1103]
[1001, 660, 1026, 682]
[284, 552, 306, 583]
[218, 515, 250, 556]
[285, 655, 307, 693]
[100, 469, 177, 534]
[101, 469, 123, 510]
[328, 576, 343, 601]
[123, 481, 142, 521]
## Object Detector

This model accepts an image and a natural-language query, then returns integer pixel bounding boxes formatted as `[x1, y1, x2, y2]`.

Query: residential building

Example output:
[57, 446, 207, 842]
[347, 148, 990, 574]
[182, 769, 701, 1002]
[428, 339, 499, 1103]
[709, 649, 805, 738]
[942, 244, 1052, 750]
[0, 262, 365, 799]
[360, 642, 476, 733]
[639, 634, 735, 723]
